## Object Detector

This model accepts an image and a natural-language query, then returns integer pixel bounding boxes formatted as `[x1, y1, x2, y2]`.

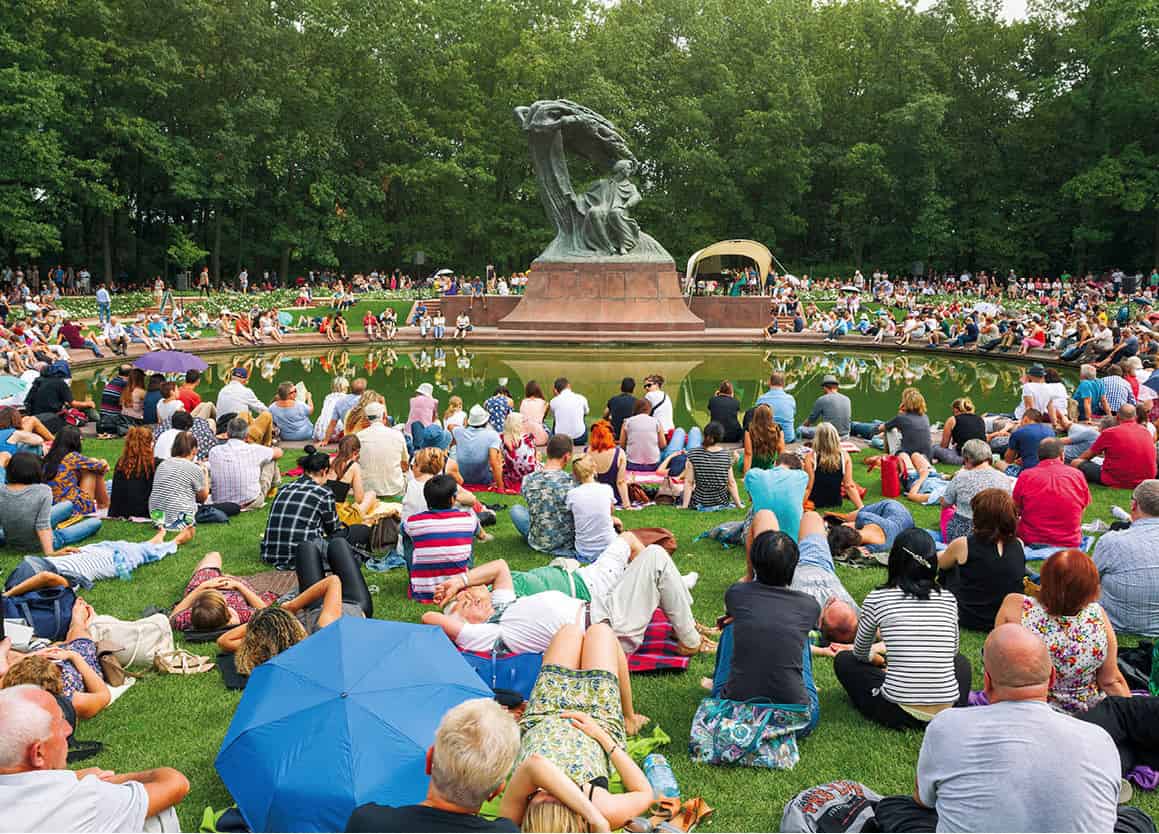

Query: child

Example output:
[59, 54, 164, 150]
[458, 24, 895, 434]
[443, 396, 466, 430]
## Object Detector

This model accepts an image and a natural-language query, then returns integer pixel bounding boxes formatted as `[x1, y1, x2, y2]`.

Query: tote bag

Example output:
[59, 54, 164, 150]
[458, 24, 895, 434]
[689, 697, 810, 770]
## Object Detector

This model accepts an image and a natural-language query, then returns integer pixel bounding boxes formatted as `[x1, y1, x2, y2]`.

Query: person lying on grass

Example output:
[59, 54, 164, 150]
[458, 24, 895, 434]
[2, 527, 191, 594]
[218, 541, 373, 668]
[423, 531, 714, 668]
[1, 598, 111, 720]
[497, 624, 654, 831]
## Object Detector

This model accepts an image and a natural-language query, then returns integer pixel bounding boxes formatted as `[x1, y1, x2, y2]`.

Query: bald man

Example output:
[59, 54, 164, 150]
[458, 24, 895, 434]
[1073, 403, 1158, 489]
[875, 625, 1152, 832]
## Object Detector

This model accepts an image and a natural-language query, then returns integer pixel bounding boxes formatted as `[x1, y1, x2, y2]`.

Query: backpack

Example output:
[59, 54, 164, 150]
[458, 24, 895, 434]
[780, 781, 882, 833]
[2, 586, 76, 641]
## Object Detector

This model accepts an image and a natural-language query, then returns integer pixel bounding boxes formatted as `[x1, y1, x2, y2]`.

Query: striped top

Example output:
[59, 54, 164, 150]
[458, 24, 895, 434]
[686, 447, 733, 507]
[853, 586, 961, 705]
[147, 457, 204, 525]
[403, 508, 478, 603]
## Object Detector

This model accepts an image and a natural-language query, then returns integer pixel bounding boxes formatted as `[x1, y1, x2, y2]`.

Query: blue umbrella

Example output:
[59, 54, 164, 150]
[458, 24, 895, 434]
[133, 350, 208, 373]
[215, 618, 493, 832]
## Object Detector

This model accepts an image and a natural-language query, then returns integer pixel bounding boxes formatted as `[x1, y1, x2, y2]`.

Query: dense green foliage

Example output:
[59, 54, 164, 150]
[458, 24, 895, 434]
[3, 0, 1157, 278]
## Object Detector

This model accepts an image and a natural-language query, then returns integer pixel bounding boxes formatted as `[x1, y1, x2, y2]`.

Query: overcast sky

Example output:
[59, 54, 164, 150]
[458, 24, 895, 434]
[916, 0, 1028, 20]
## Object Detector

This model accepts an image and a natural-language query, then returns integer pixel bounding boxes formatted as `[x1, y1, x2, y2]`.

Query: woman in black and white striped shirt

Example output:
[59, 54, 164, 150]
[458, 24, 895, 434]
[680, 421, 742, 510]
[834, 528, 972, 730]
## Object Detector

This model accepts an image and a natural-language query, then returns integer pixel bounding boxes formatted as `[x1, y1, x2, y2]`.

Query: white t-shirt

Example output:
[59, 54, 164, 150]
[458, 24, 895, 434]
[1014, 381, 1053, 419]
[153, 428, 181, 460]
[645, 389, 674, 433]
[401, 472, 428, 521]
[566, 482, 617, 562]
[0, 769, 149, 832]
[456, 589, 583, 654]
[549, 389, 589, 440]
[155, 399, 185, 423]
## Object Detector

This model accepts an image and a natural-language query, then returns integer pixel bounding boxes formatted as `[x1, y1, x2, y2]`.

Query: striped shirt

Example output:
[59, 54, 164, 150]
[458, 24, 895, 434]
[403, 508, 478, 603]
[853, 586, 961, 705]
[147, 458, 205, 525]
[686, 447, 733, 507]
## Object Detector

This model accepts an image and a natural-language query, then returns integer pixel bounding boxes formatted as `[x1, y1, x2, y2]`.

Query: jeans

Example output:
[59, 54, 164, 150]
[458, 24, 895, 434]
[856, 500, 914, 552]
[661, 426, 701, 458]
[850, 420, 882, 440]
[97, 302, 111, 325]
[710, 624, 819, 737]
[81, 339, 103, 357]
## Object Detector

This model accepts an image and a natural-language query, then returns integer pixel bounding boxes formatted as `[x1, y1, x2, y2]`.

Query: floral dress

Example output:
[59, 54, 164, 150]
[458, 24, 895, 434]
[48, 452, 108, 515]
[1021, 597, 1108, 714]
[502, 433, 539, 492]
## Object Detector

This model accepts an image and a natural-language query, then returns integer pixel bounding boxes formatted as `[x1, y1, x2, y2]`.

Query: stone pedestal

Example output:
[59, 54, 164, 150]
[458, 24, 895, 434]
[498, 260, 704, 332]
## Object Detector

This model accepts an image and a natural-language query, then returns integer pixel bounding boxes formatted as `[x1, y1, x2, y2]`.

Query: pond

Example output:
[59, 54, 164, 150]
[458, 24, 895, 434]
[71, 344, 1070, 431]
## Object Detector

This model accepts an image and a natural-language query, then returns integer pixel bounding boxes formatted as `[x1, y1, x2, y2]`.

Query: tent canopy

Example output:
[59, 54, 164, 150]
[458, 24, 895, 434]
[685, 239, 774, 283]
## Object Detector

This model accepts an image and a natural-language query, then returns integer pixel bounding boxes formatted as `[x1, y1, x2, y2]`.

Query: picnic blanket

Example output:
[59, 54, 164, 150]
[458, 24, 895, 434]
[627, 609, 691, 674]
[1024, 536, 1095, 562]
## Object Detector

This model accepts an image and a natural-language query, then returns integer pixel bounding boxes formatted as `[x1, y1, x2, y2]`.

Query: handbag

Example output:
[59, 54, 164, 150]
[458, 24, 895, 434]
[689, 697, 811, 770]
[88, 613, 175, 670]
[2, 586, 76, 641]
[96, 640, 127, 686]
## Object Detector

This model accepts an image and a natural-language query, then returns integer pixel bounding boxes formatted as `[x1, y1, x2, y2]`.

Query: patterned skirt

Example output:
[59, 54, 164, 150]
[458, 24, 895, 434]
[518, 665, 626, 787]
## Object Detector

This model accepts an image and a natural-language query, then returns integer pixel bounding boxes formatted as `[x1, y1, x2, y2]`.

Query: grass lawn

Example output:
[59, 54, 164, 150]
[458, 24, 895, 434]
[7, 438, 1153, 832]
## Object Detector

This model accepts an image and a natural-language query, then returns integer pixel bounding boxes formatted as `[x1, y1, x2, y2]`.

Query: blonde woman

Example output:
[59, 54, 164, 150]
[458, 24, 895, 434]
[804, 422, 863, 509]
[443, 395, 466, 430]
[876, 387, 932, 458]
[932, 397, 987, 464]
[500, 411, 539, 492]
[402, 447, 490, 543]
[343, 391, 383, 436]
[314, 376, 350, 442]
[567, 454, 619, 562]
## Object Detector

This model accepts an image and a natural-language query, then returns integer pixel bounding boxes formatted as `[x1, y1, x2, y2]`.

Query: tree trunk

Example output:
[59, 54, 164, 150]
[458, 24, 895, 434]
[102, 213, 113, 287]
[280, 244, 290, 288]
[212, 204, 222, 283]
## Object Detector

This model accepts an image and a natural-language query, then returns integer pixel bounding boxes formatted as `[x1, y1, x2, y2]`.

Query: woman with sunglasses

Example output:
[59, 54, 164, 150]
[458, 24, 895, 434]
[833, 529, 972, 730]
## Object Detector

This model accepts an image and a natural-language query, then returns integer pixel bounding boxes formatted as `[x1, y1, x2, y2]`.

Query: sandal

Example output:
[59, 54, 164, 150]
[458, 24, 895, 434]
[154, 649, 215, 675]
[647, 798, 683, 830]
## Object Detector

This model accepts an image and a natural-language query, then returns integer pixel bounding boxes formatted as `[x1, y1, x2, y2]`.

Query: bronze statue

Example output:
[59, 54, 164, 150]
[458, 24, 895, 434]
[515, 99, 671, 262]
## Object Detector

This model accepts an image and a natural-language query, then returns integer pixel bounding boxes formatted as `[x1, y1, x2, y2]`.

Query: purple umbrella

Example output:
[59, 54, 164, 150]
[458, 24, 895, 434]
[133, 350, 208, 373]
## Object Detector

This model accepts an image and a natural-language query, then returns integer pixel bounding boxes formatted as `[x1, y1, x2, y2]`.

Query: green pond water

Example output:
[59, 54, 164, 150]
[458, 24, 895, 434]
[72, 345, 1070, 430]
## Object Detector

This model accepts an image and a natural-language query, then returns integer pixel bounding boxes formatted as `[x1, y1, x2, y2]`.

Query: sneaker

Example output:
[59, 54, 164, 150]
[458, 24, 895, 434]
[1120, 778, 1134, 805]
[1112, 505, 1131, 523]
[682, 571, 699, 591]
[477, 509, 497, 527]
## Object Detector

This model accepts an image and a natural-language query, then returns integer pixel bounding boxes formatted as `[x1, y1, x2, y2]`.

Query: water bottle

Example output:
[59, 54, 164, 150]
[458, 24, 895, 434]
[642, 753, 679, 799]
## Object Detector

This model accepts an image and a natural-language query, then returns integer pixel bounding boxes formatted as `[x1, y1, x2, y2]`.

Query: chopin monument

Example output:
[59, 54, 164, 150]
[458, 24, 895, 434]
[498, 100, 705, 332]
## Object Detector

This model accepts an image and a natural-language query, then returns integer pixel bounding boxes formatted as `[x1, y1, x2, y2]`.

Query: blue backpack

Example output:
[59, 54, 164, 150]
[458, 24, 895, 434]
[3, 586, 76, 641]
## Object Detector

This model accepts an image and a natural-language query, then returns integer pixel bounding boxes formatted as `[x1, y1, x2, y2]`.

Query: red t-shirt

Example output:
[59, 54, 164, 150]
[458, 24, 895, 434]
[363, 312, 376, 328]
[177, 387, 201, 413]
[1089, 422, 1158, 489]
[1012, 459, 1090, 546]
[60, 323, 86, 349]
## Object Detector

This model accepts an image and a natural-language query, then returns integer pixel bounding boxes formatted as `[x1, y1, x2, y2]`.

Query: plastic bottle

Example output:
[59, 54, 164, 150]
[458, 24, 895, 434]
[642, 753, 679, 799]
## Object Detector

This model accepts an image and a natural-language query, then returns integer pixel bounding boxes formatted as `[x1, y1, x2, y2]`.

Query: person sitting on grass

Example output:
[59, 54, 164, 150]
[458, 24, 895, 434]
[742, 403, 784, 474]
[803, 422, 862, 510]
[567, 454, 621, 564]
[347, 698, 521, 833]
[512, 434, 577, 558]
[208, 418, 283, 511]
[0, 452, 102, 555]
[834, 529, 972, 731]
[41, 426, 110, 517]
[938, 438, 1011, 541]
[1, 597, 111, 720]
[0, 685, 190, 832]
[681, 421, 742, 511]
[402, 474, 480, 604]
[937, 488, 1026, 631]
[497, 623, 655, 831]
[268, 382, 315, 442]
[824, 498, 915, 559]
[425, 531, 712, 662]
[1011, 436, 1090, 548]
[1071, 403, 1158, 489]
[872, 624, 1146, 834]
[996, 548, 1130, 714]
[148, 431, 208, 536]
[707, 510, 822, 736]
[169, 551, 276, 633]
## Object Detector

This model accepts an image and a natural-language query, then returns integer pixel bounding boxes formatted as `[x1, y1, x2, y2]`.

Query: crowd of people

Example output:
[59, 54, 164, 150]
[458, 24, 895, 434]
[8, 268, 1159, 831]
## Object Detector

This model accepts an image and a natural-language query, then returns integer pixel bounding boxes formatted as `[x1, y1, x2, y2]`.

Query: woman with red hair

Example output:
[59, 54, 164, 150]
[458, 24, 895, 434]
[587, 419, 630, 507]
[996, 549, 1129, 713]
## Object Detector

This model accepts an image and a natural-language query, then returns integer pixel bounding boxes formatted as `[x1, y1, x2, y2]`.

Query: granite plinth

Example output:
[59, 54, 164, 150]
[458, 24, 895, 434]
[497, 260, 705, 332]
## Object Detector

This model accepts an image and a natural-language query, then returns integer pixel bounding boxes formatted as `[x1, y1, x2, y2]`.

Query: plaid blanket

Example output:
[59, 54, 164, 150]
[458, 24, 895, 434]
[627, 609, 691, 674]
